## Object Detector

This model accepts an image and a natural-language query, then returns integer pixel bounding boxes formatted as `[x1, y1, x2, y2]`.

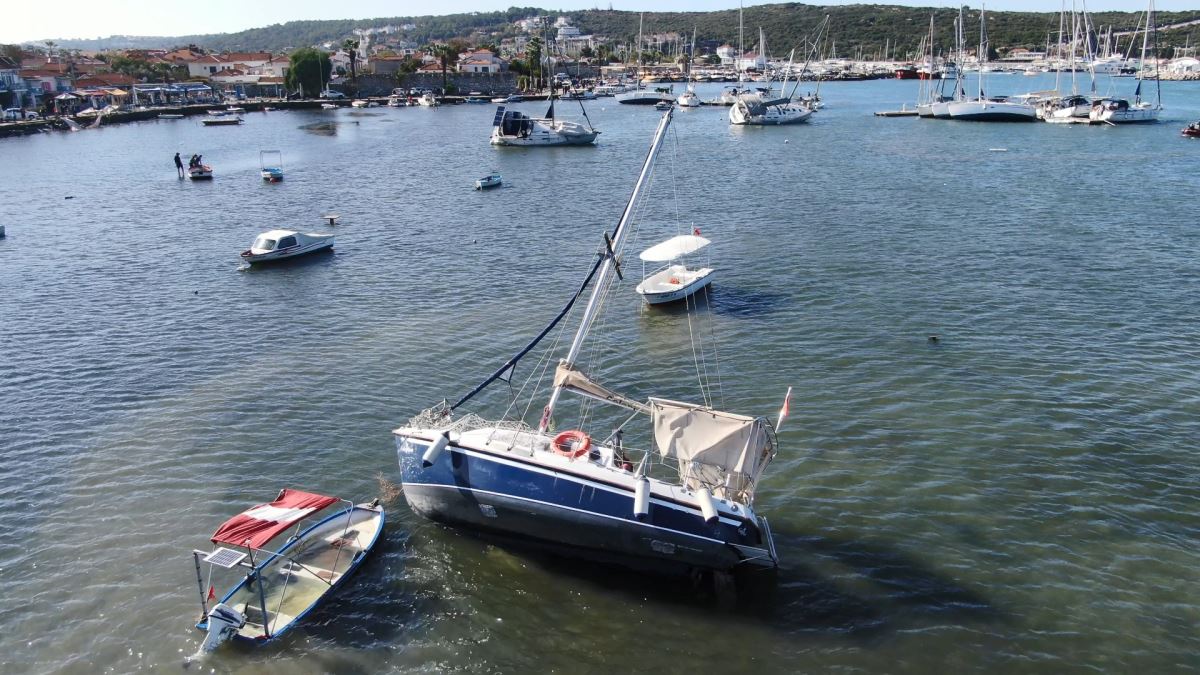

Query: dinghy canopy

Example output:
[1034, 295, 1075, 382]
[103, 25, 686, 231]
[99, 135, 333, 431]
[211, 489, 338, 549]
[649, 398, 774, 500]
[638, 235, 711, 262]
[554, 361, 649, 413]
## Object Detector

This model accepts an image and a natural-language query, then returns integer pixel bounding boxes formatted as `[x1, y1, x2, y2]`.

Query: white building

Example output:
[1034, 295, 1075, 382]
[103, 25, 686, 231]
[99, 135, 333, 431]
[716, 45, 737, 66]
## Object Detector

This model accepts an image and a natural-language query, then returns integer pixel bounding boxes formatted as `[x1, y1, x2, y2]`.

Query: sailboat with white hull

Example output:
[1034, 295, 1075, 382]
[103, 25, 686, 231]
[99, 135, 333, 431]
[1089, 0, 1161, 124]
[947, 6, 1037, 122]
[393, 110, 782, 577]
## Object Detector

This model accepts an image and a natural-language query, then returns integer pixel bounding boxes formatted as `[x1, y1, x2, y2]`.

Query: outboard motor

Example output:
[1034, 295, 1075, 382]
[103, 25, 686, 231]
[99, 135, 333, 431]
[200, 603, 246, 653]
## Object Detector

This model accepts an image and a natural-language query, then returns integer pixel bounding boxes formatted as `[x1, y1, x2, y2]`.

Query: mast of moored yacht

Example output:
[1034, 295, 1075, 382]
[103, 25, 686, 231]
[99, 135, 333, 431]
[540, 110, 675, 431]
[978, 5, 988, 101]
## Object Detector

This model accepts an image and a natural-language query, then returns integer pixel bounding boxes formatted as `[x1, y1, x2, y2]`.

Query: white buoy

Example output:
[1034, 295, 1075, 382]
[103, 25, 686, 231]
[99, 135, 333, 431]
[696, 487, 718, 524]
[421, 432, 450, 467]
[633, 477, 650, 520]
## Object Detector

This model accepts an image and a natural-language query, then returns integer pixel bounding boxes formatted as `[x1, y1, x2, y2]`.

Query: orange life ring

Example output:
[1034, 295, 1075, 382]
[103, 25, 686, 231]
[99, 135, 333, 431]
[551, 430, 591, 459]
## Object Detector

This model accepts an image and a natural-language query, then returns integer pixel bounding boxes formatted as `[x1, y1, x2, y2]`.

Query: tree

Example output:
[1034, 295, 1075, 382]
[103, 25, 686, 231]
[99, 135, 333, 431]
[525, 35, 544, 90]
[431, 43, 456, 93]
[286, 48, 332, 97]
[342, 39, 360, 81]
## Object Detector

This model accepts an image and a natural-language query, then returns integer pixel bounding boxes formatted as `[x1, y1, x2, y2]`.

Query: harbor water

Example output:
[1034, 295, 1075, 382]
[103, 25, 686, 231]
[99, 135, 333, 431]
[1, 76, 1198, 673]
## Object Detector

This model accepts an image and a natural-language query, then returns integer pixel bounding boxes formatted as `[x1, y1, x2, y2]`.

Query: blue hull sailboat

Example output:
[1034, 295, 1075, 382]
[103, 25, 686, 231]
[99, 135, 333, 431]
[393, 109, 784, 578]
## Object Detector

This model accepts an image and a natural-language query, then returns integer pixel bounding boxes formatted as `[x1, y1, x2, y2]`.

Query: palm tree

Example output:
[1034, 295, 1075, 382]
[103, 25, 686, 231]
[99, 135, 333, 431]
[432, 43, 455, 93]
[342, 39, 360, 82]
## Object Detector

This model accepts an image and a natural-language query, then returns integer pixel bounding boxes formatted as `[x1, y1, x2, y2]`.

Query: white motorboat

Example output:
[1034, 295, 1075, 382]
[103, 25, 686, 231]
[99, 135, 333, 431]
[1039, 94, 1093, 123]
[226, 106, 245, 113]
[321, 103, 338, 110]
[188, 165, 213, 180]
[260, 150, 283, 182]
[240, 229, 334, 264]
[417, 92, 438, 107]
[189, 489, 384, 653]
[635, 234, 715, 305]
[158, 113, 184, 119]
[475, 173, 502, 190]
[490, 105, 598, 147]
[351, 99, 367, 108]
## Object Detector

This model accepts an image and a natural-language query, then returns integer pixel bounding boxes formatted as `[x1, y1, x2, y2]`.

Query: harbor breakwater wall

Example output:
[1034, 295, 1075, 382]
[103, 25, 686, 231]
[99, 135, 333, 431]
[0, 100, 329, 139]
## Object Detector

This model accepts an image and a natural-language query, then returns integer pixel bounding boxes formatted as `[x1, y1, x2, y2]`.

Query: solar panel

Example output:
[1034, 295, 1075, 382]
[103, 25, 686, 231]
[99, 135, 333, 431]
[203, 547, 247, 569]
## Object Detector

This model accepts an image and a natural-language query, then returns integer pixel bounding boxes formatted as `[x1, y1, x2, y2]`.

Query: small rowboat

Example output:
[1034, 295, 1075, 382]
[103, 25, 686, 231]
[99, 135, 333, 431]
[240, 229, 334, 264]
[190, 489, 384, 653]
[475, 173, 502, 190]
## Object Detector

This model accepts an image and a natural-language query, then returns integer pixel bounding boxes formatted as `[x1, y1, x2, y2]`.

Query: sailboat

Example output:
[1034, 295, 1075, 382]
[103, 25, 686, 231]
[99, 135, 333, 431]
[730, 20, 828, 126]
[677, 29, 701, 108]
[1037, 0, 1097, 123]
[1090, 0, 1161, 124]
[491, 29, 599, 146]
[392, 109, 783, 577]
[930, 8, 967, 119]
[946, 6, 1037, 121]
[618, 13, 675, 105]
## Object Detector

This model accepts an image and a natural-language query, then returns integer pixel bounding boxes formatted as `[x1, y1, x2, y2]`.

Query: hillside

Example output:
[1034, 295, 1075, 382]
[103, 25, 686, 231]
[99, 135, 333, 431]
[42, 4, 1200, 58]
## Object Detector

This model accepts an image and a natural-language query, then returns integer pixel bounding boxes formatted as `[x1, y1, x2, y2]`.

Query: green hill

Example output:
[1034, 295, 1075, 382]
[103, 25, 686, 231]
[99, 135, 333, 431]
[42, 4, 1200, 58]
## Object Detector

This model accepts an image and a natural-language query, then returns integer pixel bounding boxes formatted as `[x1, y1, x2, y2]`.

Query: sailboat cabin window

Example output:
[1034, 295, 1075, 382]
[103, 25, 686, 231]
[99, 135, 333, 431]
[277, 236, 297, 249]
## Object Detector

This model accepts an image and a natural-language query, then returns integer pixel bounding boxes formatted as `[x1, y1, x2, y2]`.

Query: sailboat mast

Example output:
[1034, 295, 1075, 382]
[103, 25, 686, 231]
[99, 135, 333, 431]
[1139, 0, 1152, 104]
[1151, 0, 1161, 105]
[978, 5, 987, 99]
[540, 110, 675, 430]
[739, 1, 745, 80]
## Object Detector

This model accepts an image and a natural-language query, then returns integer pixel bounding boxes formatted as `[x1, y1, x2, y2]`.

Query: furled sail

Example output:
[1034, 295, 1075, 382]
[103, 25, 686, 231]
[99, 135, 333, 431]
[554, 361, 648, 413]
[650, 398, 775, 500]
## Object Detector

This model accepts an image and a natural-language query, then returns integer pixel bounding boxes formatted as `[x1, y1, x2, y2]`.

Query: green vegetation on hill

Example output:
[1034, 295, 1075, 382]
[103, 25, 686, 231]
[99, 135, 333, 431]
[44, 4, 1200, 59]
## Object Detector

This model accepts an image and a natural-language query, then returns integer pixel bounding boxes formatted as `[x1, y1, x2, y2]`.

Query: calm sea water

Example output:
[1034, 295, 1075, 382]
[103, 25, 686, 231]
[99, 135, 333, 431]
[1, 76, 1199, 674]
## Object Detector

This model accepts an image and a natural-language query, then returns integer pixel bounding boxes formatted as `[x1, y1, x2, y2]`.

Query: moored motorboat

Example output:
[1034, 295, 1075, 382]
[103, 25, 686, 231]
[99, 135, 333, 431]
[240, 229, 334, 264]
[475, 173, 502, 190]
[635, 234, 715, 305]
[158, 113, 184, 119]
[189, 489, 384, 653]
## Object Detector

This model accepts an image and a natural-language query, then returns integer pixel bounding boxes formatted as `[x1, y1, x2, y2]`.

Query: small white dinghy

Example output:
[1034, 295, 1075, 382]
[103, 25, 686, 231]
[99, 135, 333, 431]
[190, 489, 384, 654]
[635, 233, 714, 305]
[240, 229, 334, 264]
[475, 173, 501, 190]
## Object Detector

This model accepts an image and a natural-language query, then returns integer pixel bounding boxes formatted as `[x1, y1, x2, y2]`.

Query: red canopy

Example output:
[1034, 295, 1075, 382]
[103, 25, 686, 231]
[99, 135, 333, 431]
[211, 489, 339, 550]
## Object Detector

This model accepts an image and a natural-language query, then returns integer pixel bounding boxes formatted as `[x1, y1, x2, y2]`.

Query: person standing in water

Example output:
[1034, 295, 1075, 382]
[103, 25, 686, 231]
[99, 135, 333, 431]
[174, 152, 184, 178]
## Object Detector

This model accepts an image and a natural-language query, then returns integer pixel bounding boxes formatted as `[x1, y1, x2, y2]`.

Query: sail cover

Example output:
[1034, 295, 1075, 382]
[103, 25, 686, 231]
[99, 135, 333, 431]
[639, 235, 711, 262]
[554, 361, 649, 413]
[650, 398, 774, 500]
[211, 489, 338, 549]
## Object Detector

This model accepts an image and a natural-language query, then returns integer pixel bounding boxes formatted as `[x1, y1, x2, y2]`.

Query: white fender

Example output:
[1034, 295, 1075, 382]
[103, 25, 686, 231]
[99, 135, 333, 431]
[696, 487, 718, 525]
[421, 432, 450, 467]
[633, 477, 650, 520]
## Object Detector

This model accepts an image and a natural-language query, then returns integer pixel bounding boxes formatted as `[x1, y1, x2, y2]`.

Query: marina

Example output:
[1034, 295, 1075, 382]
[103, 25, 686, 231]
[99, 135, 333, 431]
[2, 73, 1200, 673]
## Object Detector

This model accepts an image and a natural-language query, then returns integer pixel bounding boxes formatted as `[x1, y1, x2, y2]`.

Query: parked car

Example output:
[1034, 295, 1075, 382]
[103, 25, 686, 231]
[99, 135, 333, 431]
[319, 90, 345, 99]
[3, 108, 40, 121]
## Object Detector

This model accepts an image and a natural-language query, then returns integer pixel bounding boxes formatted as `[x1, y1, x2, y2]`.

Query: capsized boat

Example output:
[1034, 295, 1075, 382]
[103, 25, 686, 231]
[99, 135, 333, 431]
[729, 95, 813, 125]
[202, 117, 243, 126]
[393, 109, 785, 579]
[260, 150, 284, 182]
[475, 173, 502, 190]
[635, 234, 714, 305]
[190, 489, 384, 653]
[240, 229, 334, 264]
[490, 103, 598, 147]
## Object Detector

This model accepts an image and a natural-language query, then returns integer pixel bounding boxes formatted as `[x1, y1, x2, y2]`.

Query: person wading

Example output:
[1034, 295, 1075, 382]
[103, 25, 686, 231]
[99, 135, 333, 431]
[174, 152, 184, 178]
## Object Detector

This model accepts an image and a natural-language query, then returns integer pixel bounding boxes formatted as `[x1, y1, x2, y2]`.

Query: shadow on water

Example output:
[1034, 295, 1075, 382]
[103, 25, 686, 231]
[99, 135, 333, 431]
[705, 285, 790, 319]
[298, 121, 339, 136]
[431, 523, 999, 642]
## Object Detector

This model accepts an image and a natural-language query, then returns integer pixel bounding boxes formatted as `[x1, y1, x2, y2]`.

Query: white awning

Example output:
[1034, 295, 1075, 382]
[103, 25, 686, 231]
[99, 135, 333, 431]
[649, 397, 774, 501]
[638, 235, 710, 262]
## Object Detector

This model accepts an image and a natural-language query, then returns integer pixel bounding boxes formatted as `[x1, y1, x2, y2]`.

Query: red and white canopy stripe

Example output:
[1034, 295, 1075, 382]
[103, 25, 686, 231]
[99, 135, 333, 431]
[211, 489, 338, 549]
